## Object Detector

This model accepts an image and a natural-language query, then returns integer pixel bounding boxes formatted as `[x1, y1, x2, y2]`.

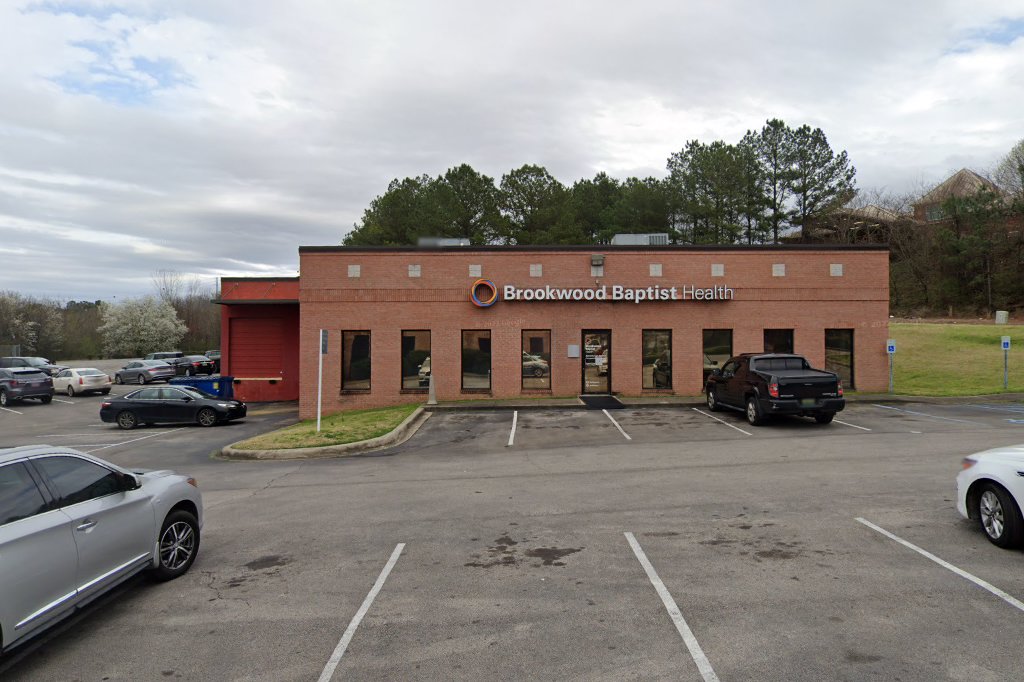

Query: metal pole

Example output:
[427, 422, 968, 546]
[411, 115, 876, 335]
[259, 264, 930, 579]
[1006, 349, 1010, 390]
[427, 372, 437, 405]
[317, 329, 324, 433]
[888, 354, 894, 393]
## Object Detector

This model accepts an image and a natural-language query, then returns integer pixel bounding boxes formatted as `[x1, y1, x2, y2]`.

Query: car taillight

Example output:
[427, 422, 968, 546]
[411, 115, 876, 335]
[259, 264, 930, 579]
[768, 382, 779, 398]
[79, 377, 84, 385]
[187, 477, 198, 488]
[149, 368, 159, 372]
[101, 401, 111, 408]
[962, 457, 977, 470]
[193, 362, 200, 367]
[837, 379, 844, 397]
[9, 380, 18, 387]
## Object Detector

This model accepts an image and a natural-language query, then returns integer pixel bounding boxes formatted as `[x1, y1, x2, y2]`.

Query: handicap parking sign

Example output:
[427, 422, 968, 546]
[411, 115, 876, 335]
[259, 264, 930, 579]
[886, 339, 896, 354]
[1002, 336, 1011, 350]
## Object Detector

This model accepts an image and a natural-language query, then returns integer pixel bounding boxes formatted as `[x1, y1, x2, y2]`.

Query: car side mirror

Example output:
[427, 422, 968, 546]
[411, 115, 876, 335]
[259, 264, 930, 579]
[182, 396, 193, 402]
[120, 473, 140, 491]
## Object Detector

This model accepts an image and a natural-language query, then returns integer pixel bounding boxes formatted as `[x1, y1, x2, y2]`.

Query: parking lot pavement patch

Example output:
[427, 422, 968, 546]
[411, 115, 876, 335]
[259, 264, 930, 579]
[465, 535, 583, 569]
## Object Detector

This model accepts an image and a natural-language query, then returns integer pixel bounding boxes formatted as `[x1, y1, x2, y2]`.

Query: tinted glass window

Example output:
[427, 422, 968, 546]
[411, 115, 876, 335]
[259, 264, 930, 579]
[642, 330, 671, 389]
[342, 331, 372, 390]
[33, 456, 122, 506]
[0, 463, 48, 526]
[462, 330, 491, 390]
[79, 369, 104, 376]
[134, 388, 162, 400]
[401, 331, 430, 390]
[522, 330, 551, 390]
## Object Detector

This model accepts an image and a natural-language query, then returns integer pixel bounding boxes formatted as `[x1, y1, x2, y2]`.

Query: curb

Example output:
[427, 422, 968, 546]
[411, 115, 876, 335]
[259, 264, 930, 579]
[220, 406, 431, 460]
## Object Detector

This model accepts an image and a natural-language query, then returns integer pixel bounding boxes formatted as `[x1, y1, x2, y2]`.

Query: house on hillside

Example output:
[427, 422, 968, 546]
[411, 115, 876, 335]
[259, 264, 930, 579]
[912, 168, 1005, 222]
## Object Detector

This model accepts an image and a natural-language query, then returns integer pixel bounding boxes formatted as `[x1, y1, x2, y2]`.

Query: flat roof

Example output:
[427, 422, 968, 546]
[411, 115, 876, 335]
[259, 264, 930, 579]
[300, 244, 889, 254]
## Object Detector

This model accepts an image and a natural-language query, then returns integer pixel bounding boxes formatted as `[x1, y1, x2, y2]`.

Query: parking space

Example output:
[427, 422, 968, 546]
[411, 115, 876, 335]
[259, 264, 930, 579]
[4, 398, 1024, 680]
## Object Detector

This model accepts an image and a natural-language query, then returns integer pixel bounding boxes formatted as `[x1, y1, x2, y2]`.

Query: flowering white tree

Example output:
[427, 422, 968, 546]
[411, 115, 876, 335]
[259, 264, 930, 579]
[98, 296, 187, 357]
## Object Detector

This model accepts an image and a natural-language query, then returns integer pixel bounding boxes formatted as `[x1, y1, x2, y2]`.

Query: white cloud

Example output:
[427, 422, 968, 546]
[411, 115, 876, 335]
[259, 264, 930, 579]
[1, 0, 1023, 300]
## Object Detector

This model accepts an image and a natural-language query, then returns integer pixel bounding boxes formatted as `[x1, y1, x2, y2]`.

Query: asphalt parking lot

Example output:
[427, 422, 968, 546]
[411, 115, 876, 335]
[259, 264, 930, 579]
[3, 394, 1024, 681]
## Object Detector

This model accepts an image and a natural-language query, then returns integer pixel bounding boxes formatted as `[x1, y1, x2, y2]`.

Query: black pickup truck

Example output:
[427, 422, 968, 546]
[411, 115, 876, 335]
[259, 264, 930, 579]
[704, 353, 845, 425]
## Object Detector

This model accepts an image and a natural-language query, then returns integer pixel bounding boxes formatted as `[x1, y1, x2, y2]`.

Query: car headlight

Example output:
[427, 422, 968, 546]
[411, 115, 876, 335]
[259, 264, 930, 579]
[961, 457, 977, 470]
[217, 403, 232, 408]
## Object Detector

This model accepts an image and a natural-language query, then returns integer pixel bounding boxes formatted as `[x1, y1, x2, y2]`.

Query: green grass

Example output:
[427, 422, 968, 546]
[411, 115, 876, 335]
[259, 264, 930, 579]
[888, 322, 1023, 396]
[231, 403, 419, 450]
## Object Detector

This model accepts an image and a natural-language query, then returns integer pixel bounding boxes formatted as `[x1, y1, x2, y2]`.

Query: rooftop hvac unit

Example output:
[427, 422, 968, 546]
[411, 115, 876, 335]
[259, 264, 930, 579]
[417, 237, 471, 247]
[610, 233, 670, 246]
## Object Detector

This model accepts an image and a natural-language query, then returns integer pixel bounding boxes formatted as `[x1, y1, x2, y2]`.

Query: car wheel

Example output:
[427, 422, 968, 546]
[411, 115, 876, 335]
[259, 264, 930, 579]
[745, 396, 764, 426]
[115, 374, 123, 384]
[184, 368, 193, 377]
[706, 388, 720, 412]
[66, 385, 76, 397]
[0, 390, 7, 408]
[40, 395, 52, 404]
[977, 483, 1024, 549]
[197, 408, 218, 427]
[116, 410, 138, 430]
[152, 510, 200, 581]
[137, 374, 146, 385]
[814, 412, 834, 424]
[532, 366, 544, 377]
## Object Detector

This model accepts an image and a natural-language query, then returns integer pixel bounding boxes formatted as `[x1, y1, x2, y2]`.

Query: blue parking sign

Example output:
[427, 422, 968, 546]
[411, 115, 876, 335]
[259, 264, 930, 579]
[1003, 336, 1012, 350]
[886, 339, 896, 354]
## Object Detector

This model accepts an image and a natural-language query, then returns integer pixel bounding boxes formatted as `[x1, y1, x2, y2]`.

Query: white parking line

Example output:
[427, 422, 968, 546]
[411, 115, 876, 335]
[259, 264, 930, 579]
[625, 532, 720, 682]
[871, 404, 984, 425]
[967, 403, 1024, 414]
[856, 518, 1024, 614]
[603, 409, 632, 440]
[1, 406, 23, 415]
[507, 410, 518, 447]
[834, 419, 871, 431]
[318, 543, 405, 682]
[83, 427, 187, 452]
[692, 408, 752, 436]
[52, 398, 74, 405]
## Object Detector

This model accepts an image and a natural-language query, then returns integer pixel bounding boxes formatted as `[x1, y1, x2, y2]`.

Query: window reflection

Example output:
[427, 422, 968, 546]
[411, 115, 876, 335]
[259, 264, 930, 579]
[643, 330, 671, 389]
[522, 330, 551, 389]
[461, 330, 491, 390]
[342, 331, 371, 390]
[702, 329, 732, 382]
[401, 331, 430, 389]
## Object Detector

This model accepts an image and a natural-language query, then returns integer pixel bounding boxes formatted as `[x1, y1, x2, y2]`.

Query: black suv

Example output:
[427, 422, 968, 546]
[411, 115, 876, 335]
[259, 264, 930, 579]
[0, 357, 68, 377]
[0, 368, 54, 407]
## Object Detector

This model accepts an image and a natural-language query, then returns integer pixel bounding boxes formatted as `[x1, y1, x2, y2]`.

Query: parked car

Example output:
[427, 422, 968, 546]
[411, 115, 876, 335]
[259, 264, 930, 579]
[0, 444, 202, 653]
[52, 368, 112, 397]
[418, 356, 431, 387]
[100, 385, 247, 430]
[705, 353, 845, 425]
[205, 350, 221, 373]
[174, 355, 216, 377]
[0, 356, 68, 377]
[144, 351, 183, 362]
[0, 368, 54, 407]
[114, 360, 177, 385]
[522, 352, 549, 377]
[957, 443, 1024, 548]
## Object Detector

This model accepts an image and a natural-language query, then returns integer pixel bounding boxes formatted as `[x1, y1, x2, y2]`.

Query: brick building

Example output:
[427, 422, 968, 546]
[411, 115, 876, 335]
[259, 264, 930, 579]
[217, 244, 890, 418]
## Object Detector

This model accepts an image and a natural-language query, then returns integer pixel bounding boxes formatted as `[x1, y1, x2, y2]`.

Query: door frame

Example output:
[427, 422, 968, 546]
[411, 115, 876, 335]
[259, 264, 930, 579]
[581, 330, 611, 394]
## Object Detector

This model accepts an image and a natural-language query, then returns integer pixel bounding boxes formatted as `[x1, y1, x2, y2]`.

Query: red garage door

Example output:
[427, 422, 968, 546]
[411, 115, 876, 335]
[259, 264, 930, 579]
[230, 318, 284, 377]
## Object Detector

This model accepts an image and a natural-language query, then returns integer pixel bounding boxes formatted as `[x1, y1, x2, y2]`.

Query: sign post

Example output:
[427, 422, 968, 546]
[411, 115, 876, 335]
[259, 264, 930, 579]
[1003, 336, 1011, 390]
[886, 339, 896, 393]
[317, 329, 327, 433]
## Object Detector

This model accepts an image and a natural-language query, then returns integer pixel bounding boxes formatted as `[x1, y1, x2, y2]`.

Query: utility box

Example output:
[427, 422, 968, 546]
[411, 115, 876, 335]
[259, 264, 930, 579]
[995, 310, 1009, 324]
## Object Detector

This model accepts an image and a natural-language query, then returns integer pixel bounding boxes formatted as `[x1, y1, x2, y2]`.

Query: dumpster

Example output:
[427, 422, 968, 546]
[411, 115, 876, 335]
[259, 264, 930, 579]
[169, 376, 234, 399]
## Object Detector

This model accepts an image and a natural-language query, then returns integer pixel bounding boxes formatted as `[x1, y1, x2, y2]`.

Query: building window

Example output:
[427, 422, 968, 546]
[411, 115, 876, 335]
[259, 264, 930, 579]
[830, 263, 843, 277]
[342, 331, 371, 391]
[925, 205, 945, 222]
[522, 330, 551, 389]
[702, 329, 732, 383]
[462, 330, 491, 390]
[530, 263, 543, 277]
[408, 264, 421, 278]
[401, 330, 430, 390]
[643, 330, 672, 389]
[772, 263, 786, 277]
[469, 264, 482, 277]
[348, 264, 361, 278]
[825, 329, 854, 389]
[764, 329, 794, 353]
[591, 264, 604, 277]
[649, 263, 662, 277]
[711, 264, 724, 277]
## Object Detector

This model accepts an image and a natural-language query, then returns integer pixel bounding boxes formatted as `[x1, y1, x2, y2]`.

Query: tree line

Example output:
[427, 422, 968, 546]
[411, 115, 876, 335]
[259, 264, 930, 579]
[0, 271, 219, 361]
[343, 118, 857, 247]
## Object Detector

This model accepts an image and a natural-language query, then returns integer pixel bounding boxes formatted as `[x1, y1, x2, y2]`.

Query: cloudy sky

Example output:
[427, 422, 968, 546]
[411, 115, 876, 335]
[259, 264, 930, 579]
[1, 1, 1022, 301]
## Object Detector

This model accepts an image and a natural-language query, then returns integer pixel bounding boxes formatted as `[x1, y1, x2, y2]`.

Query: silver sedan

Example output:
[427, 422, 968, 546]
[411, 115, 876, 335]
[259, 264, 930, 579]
[0, 445, 203, 653]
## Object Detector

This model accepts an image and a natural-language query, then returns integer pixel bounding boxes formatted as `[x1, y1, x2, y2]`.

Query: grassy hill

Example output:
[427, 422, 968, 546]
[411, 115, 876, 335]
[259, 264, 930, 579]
[888, 322, 1023, 396]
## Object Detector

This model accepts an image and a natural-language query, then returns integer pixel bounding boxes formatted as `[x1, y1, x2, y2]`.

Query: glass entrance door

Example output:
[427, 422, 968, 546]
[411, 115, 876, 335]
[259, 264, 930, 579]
[582, 330, 611, 393]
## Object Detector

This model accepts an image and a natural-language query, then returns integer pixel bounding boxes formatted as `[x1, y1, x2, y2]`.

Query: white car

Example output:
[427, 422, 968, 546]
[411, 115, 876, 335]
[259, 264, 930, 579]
[52, 367, 112, 397]
[0, 445, 202, 652]
[956, 443, 1024, 548]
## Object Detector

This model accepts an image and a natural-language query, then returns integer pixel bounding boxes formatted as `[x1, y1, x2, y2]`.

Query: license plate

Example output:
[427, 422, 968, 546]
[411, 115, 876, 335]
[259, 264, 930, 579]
[800, 398, 816, 407]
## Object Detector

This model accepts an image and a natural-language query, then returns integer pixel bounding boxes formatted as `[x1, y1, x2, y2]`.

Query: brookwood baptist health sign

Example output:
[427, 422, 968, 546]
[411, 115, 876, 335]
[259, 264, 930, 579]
[471, 279, 735, 307]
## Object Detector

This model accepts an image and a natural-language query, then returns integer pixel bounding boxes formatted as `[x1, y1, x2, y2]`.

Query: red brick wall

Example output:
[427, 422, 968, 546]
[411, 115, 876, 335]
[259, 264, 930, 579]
[294, 248, 890, 418]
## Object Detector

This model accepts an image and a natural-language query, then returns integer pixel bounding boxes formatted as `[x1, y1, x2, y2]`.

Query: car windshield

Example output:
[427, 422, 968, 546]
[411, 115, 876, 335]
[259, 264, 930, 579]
[12, 368, 47, 376]
[185, 355, 209, 361]
[24, 357, 49, 367]
[142, 360, 171, 367]
[179, 386, 218, 399]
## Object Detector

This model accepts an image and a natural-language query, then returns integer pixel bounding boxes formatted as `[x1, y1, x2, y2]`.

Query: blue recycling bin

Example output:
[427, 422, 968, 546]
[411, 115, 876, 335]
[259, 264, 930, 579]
[170, 376, 234, 399]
